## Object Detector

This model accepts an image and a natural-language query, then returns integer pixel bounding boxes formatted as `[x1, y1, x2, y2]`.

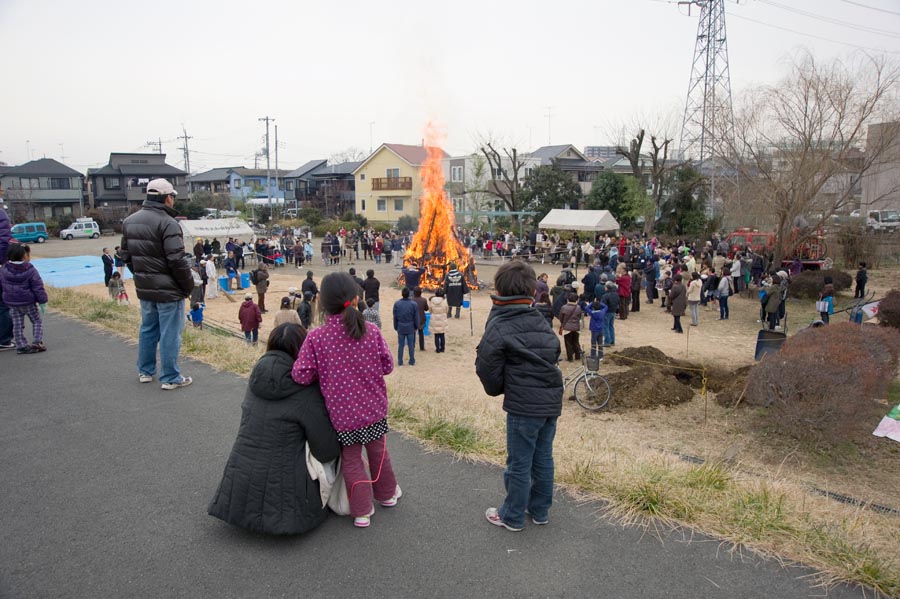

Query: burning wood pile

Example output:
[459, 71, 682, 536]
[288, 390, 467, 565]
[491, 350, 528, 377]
[401, 138, 477, 291]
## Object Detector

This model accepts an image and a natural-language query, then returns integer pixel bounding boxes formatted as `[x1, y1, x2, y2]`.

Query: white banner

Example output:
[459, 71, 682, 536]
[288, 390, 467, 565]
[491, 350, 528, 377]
[179, 218, 254, 240]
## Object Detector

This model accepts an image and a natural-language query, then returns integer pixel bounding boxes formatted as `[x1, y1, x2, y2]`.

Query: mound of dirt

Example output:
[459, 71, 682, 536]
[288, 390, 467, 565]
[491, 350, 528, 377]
[604, 365, 695, 411]
[606, 346, 746, 396]
[713, 365, 754, 407]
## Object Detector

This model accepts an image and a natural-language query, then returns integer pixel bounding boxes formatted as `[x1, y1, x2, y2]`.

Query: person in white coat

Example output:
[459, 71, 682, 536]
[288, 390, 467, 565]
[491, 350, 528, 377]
[427, 290, 449, 353]
[205, 258, 219, 299]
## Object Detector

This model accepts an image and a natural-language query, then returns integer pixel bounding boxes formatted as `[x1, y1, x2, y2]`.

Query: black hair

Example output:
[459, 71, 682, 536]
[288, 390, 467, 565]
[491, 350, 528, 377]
[691, 271, 700, 280]
[674, 274, 683, 282]
[7, 243, 28, 261]
[401, 287, 410, 298]
[112, 271, 121, 278]
[266, 323, 307, 358]
[567, 292, 578, 302]
[494, 260, 536, 297]
[365, 298, 375, 308]
[192, 302, 201, 311]
[280, 296, 291, 309]
[366, 269, 375, 278]
[413, 286, 423, 297]
[859, 261, 866, 268]
[320, 272, 366, 340]
[349, 268, 356, 275]
[824, 275, 833, 284]
[592, 299, 602, 310]
[435, 288, 445, 297]
[306, 270, 314, 279]
[539, 292, 550, 304]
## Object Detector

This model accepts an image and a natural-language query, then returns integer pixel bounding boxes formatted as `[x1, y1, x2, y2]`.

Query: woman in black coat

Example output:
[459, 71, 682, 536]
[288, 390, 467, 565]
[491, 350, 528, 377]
[208, 323, 340, 535]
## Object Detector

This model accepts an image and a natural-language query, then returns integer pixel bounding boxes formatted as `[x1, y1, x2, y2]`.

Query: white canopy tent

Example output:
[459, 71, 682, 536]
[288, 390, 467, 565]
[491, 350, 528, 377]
[539, 209, 620, 232]
[179, 218, 255, 241]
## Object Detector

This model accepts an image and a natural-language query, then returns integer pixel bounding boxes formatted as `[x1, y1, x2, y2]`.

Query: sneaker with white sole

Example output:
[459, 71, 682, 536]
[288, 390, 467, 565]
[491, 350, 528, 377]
[161, 376, 192, 390]
[139, 374, 153, 383]
[0, 341, 15, 351]
[525, 509, 548, 525]
[379, 486, 402, 507]
[354, 509, 375, 528]
[485, 507, 523, 532]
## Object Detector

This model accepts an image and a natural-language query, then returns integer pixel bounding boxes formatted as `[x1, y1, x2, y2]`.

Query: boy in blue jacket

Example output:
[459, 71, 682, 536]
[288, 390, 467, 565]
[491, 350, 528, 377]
[580, 298, 608, 358]
[476, 261, 563, 531]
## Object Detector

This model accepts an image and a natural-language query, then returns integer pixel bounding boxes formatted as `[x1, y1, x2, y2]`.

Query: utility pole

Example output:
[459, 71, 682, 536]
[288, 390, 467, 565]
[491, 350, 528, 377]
[178, 125, 193, 197]
[544, 106, 554, 145]
[259, 116, 274, 214]
[274, 124, 280, 215]
[145, 138, 163, 154]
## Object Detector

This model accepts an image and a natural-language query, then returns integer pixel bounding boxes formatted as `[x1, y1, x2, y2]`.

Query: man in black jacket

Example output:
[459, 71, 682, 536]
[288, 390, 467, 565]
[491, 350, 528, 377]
[443, 262, 469, 319]
[121, 179, 194, 390]
[476, 261, 562, 532]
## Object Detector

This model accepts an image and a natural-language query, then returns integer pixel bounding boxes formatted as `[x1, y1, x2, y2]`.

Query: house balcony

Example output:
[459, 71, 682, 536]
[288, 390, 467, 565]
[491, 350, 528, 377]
[371, 177, 412, 191]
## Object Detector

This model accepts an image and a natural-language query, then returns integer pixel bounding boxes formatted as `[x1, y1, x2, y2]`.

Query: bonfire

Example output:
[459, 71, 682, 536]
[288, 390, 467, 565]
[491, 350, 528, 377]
[401, 130, 477, 291]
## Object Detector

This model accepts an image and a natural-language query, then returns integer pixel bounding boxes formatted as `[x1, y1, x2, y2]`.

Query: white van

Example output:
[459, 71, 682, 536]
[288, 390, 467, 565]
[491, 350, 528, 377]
[60, 218, 101, 240]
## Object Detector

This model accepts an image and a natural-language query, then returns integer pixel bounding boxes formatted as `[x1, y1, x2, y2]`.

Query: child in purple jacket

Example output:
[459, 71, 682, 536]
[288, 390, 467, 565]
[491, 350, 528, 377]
[0, 243, 48, 354]
[291, 272, 399, 528]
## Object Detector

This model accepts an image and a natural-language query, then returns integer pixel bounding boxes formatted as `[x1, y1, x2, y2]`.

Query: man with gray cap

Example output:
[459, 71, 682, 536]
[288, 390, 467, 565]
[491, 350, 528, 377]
[120, 178, 194, 389]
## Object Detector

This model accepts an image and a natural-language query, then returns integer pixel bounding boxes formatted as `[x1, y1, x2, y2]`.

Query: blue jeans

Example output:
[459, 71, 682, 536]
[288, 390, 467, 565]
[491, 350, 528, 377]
[244, 329, 258, 344]
[397, 332, 415, 365]
[604, 312, 616, 345]
[719, 295, 729, 319]
[138, 299, 186, 384]
[499, 414, 557, 528]
[0, 299, 12, 344]
[589, 330, 603, 357]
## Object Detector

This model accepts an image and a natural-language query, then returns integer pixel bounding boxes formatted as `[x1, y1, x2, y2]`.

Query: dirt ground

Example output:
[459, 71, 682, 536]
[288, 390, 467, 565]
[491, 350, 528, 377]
[35, 244, 900, 507]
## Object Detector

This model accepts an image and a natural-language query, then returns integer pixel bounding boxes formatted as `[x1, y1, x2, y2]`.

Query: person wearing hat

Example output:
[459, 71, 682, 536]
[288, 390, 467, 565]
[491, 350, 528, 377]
[238, 292, 262, 345]
[120, 178, 194, 390]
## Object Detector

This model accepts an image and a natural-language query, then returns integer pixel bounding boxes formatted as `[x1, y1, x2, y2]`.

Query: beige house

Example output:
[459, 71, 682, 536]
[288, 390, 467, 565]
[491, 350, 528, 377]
[354, 143, 448, 224]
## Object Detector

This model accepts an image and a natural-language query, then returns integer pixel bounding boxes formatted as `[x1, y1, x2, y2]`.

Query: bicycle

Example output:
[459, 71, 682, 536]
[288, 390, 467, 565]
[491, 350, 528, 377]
[562, 350, 612, 411]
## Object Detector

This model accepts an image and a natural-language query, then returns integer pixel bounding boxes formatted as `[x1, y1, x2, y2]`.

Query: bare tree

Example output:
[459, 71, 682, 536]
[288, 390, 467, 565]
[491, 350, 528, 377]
[329, 147, 368, 165]
[476, 139, 531, 219]
[729, 51, 900, 262]
[614, 127, 675, 233]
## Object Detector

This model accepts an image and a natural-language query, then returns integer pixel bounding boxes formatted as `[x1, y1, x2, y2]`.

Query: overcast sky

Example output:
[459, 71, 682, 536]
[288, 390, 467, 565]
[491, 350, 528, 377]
[1, 0, 898, 173]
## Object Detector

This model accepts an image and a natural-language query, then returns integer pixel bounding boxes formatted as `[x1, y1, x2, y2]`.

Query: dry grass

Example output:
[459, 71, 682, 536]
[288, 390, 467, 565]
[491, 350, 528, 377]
[48, 285, 900, 597]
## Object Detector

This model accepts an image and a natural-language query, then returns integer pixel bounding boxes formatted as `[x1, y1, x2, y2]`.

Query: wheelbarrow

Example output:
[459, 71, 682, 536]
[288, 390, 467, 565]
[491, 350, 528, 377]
[754, 314, 787, 361]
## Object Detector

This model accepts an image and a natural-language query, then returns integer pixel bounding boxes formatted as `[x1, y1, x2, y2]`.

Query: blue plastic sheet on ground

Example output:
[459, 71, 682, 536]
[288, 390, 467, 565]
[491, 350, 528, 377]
[29, 256, 132, 288]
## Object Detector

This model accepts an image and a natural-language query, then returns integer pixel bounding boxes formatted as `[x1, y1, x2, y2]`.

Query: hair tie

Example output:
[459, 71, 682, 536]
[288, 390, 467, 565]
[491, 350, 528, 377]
[343, 300, 352, 308]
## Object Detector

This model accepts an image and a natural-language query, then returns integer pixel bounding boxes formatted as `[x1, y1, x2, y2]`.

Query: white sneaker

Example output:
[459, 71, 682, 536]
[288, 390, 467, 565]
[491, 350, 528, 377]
[161, 376, 192, 390]
[138, 374, 153, 383]
[379, 486, 402, 507]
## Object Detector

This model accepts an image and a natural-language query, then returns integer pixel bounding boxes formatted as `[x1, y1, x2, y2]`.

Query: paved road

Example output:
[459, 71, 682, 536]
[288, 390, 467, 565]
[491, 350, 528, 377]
[0, 314, 865, 598]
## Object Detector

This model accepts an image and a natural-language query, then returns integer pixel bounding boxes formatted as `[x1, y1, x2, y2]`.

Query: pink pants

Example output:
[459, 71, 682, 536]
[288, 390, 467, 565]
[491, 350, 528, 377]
[342, 437, 398, 518]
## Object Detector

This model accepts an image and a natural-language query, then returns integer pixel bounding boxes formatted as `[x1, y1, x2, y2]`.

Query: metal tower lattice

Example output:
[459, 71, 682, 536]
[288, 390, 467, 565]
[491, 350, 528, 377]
[679, 0, 736, 167]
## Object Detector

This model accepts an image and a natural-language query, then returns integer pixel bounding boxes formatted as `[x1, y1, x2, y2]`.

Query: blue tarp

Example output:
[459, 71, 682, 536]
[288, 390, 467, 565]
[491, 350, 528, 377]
[30, 256, 132, 288]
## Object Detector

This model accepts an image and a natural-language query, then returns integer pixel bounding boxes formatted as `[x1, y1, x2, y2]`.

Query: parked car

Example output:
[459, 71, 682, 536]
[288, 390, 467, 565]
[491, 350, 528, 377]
[59, 218, 101, 240]
[10, 222, 49, 243]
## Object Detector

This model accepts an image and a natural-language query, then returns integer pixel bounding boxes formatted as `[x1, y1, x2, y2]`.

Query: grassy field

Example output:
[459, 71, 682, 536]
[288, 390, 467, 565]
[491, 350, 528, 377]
[48, 285, 900, 597]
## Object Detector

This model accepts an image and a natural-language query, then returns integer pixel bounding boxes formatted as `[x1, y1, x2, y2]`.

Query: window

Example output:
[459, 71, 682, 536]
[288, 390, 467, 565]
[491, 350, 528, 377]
[451, 166, 463, 182]
[525, 167, 533, 178]
[492, 167, 505, 180]
[361, 199, 366, 211]
[234, 179, 242, 188]
[104, 177, 121, 190]
[50, 177, 70, 190]
[394, 198, 404, 211]
[386, 168, 400, 178]
[19, 177, 39, 189]
[377, 199, 387, 212]
[360, 174, 366, 181]
[285, 181, 294, 191]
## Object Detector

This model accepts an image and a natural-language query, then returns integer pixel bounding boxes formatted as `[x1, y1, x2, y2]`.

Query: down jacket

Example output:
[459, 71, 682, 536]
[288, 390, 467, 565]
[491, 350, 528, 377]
[475, 296, 563, 418]
[208, 350, 340, 535]
[428, 296, 449, 334]
[120, 199, 194, 303]
[0, 261, 48, 306]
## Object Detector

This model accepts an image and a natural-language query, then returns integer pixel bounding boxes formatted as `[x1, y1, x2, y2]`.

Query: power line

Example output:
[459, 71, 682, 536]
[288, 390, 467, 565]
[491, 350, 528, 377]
[728, 11, 900, 54]
[758, 0, 900, 39]
[841, 0, 900, 17]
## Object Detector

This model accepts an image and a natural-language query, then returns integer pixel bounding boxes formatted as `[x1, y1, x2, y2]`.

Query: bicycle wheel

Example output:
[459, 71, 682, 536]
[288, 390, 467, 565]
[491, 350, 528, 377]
[574, 373, 611, 411]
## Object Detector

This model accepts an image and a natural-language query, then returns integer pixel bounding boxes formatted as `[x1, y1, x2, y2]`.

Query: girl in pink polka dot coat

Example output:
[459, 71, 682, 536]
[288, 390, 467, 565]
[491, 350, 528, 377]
[292, 272, 400, 528]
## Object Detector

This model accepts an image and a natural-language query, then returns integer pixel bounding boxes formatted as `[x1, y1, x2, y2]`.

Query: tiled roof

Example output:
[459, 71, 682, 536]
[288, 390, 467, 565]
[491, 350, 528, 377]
[310, 161, 362, 177]
[231, 167, 293, 178]
[384, 143, 448, 166]
[283, 159, 328, 179]
[189, 167, 241, 183]
[2, 158, 82, 177]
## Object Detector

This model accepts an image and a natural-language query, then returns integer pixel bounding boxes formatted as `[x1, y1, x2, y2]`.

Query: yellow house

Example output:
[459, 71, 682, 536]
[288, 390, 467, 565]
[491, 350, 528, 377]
[354, 143, 448, 224]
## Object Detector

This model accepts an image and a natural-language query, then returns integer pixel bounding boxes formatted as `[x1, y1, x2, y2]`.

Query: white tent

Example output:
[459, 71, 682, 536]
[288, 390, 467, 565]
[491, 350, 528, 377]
[539, 209, 620, 232]
[179, 218, 254, 241]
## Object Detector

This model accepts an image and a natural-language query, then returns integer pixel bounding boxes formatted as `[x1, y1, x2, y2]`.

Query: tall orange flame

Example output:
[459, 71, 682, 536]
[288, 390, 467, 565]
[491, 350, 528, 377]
[402, 123, 477, 290]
